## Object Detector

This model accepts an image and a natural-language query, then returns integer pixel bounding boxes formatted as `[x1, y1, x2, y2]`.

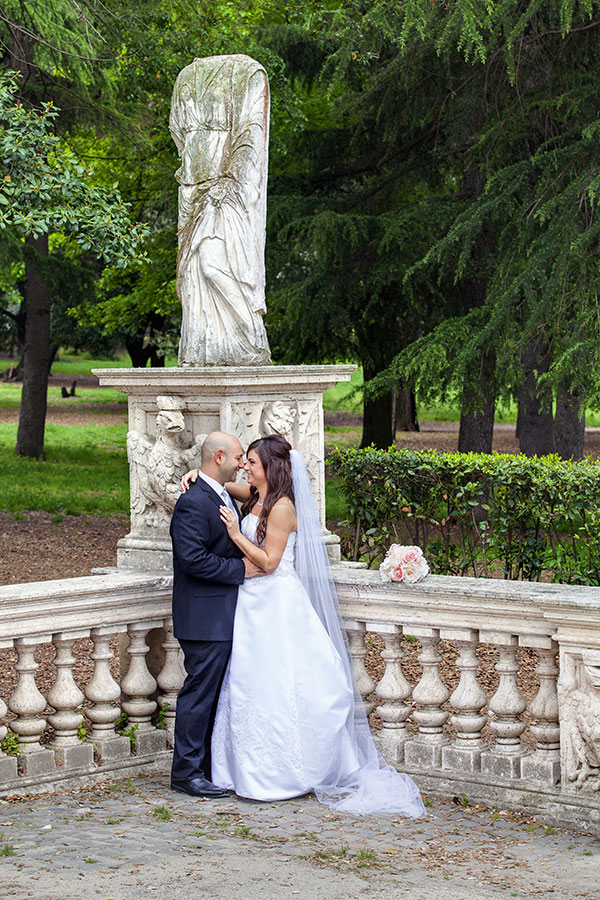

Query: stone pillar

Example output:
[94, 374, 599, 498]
[156, 617, 186, 746]
[0, 641, 18, 781]
[47, 631, 94, 769]
[404, 629, 450, 768]
[85, 626, 130, 761]
[441, 629, 487, 774]
[121, 621, 167, 756]
[520, 638, 560, 784]
[480, 633, 529, 778]
[374, 626, 413, 764]
[347, 620, 376, 715]
[8, 636, 55, 776]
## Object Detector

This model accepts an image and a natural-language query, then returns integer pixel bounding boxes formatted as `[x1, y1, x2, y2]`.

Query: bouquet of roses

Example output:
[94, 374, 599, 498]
[379, 544, 430, 584]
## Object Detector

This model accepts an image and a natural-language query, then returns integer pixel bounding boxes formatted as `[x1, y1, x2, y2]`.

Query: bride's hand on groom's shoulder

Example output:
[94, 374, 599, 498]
[180, 468, 199, 492]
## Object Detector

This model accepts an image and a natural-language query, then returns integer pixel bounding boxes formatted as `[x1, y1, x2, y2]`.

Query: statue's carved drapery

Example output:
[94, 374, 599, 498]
[170, 54, 271, 367]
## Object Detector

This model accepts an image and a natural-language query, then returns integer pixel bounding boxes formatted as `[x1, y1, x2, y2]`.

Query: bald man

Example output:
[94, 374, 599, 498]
[169, 431, 262, 797]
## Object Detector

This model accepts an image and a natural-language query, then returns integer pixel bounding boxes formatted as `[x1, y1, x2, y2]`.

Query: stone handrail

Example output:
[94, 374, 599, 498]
[1, 567, 599, 831]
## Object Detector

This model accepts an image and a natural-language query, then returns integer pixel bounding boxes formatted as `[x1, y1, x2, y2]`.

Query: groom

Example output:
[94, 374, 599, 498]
[170, 431, 262, 797]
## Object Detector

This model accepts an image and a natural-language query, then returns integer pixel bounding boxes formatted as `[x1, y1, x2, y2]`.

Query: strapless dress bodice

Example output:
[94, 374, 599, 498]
[241, 513, 296, 576]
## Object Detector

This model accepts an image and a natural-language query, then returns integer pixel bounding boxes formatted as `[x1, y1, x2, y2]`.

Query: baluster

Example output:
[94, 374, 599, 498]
[8, 637, 55, 776]
[374, 625, 412, 764]
[404, 629, 450, 768]
[0, 641, 18, 781]
[441, 629, 487, 774]
[520, 638, 560, 784]
[47, 631, 94, 769]
[85, 626, 130, 761]
[156, 617, 185, 746]
[480, 633, 529, 778]
[121, 621, 166, 755]
[346, 621, 376, 715]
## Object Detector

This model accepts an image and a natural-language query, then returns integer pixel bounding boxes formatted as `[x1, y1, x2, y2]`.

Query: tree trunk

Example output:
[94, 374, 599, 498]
[394, 382, 419, 432]
[458, 351, 496, 453]
[554, 386, 585, 460]
[16, 235, 51, 458]
[458, 393, 495, 453]
[361, 361, 394, 448]
[125, 333, 152, 368]
[518, 339, 555, 457]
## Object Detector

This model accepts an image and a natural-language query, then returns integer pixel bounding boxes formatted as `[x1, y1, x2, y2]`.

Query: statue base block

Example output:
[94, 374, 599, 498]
[53, 743, 95, 770]
[18, 747, 55, 777]
[0, 754, 18, 781]
[442, 744, 483, 774]
[93, 365, 355, 570]
[93, 734, 131, 762]
[481, 749, 530, 779]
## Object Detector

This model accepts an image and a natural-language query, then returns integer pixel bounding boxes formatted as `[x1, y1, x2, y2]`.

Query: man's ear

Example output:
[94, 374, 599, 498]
[214, 449, 225, 466]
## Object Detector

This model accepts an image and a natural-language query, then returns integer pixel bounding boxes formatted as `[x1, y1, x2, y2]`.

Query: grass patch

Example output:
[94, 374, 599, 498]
[323, 366, 363, 412]
[324, 425, 361, 450]
[49, 351, 177, 375]
[152, 806, 173, 821]
[0, 423, 129, 516]
[0, 383, 127, 408]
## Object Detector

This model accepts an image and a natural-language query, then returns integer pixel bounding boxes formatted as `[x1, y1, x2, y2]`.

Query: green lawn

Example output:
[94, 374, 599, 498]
[0, 424, 129, 516]
[0, 383, 127, 408]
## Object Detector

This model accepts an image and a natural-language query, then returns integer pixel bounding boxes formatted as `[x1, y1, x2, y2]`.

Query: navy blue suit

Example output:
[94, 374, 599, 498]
[170, 477, 245, 781]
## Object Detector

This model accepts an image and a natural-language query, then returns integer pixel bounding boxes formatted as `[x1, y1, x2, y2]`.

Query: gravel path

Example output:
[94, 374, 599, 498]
[1, 774, 599, 900]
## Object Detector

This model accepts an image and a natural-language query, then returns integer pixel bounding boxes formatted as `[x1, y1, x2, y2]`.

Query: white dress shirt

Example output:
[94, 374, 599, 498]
[198, 471, 237, 512]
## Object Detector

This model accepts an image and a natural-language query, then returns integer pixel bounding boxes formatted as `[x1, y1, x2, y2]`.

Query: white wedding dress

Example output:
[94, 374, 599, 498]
[212, 514, 358, 799]
[211, 513, 425, 818]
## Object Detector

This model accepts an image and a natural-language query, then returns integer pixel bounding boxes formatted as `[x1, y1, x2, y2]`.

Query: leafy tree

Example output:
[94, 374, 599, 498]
[262, 8, 456, 447]
[343, 0, 600, 458]
[0, 70, 146, 456]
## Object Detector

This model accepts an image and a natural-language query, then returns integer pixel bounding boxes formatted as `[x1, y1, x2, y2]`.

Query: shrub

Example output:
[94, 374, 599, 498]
[329, 447, 600, 584]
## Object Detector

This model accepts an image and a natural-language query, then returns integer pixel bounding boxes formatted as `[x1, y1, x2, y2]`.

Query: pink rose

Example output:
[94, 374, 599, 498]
[403, 548, 420, 563]
[391, 564, 404, 582]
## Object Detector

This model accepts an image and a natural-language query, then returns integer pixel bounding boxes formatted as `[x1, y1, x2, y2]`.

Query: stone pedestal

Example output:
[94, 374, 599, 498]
[93, 734, 131, 762]
[481, 748, 529, 779]
[520, 751, 560, 785]
[18, 747, 55, 777]
[442, 745, 482, 774]
[404, 738, 448, 769]
[0, 754, 18, 781]
[135, 728, 167, 757]
[53, 743, 94, 769]
[93, 365, 355, 569]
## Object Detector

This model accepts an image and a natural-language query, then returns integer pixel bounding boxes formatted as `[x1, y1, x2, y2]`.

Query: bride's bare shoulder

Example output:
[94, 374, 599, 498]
[268, 496, 297, 527]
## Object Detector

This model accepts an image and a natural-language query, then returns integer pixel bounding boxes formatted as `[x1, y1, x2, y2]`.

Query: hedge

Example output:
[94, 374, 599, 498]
[329, 447, 600, 585]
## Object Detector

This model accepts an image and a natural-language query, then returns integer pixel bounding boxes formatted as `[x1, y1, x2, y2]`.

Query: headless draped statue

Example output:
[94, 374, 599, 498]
[170, 54, 272, 366]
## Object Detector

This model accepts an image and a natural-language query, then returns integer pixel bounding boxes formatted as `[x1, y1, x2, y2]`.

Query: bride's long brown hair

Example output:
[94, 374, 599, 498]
[241, 434, 295, 546]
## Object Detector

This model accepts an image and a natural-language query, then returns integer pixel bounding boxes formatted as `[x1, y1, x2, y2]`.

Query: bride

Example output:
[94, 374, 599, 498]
[181, 434, 425, 817]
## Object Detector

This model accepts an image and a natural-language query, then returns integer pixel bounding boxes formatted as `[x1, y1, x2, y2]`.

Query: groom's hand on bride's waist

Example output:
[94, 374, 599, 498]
[244, 559, 267, 578]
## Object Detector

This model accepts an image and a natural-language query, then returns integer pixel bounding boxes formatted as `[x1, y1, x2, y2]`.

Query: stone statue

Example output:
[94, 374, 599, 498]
[170, 54, 272, 367]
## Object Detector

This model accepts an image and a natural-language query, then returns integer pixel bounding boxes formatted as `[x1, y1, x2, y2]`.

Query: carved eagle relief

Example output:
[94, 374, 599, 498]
[128, 409, 205, 531]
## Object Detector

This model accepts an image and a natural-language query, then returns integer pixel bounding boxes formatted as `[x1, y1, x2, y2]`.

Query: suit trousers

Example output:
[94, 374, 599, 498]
[171, 639, 232, 782]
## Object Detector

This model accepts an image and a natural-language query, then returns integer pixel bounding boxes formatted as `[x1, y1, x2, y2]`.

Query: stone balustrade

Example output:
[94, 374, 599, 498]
[1, 566, 600, 831]
[0, 572, 176, 794]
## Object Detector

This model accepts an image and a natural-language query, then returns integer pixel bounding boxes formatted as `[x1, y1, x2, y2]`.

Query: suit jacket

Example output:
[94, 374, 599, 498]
[170, 478, 245, 641]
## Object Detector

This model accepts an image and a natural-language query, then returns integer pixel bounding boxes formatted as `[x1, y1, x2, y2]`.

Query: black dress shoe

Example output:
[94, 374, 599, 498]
[170, 775, 228, 798]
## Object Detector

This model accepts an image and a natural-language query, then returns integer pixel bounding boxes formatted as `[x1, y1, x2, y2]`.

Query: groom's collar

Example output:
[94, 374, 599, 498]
[198, 470, 225, 498]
